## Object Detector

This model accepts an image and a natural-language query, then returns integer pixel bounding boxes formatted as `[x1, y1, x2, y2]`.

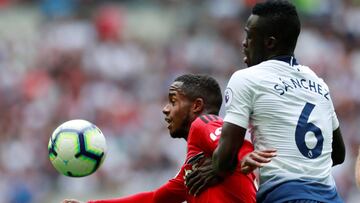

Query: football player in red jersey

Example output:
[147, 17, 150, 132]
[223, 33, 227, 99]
[63, 74, 264, 203]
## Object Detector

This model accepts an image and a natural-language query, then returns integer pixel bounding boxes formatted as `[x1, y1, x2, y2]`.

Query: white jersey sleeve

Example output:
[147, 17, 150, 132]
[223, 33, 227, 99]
[223, 70, 253, 129]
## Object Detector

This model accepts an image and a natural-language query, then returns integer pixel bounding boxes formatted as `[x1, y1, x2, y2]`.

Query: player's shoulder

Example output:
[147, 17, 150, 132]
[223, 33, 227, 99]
[231, 64, 270, 82]
[232, 66, 257, 78]
[192, 114, 223, 127]
[190, 115, 223, 135]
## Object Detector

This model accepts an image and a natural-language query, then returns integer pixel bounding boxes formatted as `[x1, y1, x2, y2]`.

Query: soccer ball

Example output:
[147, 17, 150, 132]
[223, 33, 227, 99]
[48, 119, 107, 177]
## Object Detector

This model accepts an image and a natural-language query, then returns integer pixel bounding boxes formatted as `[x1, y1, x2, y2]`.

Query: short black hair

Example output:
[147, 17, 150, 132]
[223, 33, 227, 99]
[174, 74, 222, 115]
[252, 0, 300, 52]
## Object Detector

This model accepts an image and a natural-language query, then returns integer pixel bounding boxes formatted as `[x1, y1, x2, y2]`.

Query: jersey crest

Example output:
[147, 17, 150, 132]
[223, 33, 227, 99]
[224, 88, 233, 107]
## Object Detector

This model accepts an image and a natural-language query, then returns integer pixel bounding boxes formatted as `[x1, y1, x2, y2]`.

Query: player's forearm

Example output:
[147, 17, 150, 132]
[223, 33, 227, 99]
[212, 122, 246, 176]
[87, 192, 154, 203]
[212, 145, 237, 177]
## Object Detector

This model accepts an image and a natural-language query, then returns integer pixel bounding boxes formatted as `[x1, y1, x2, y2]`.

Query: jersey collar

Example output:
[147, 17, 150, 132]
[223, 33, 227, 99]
[270, 55, 298, 66]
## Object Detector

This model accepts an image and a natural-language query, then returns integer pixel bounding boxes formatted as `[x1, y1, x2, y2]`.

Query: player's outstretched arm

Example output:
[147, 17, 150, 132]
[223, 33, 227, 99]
[62, 173, 188, 203]
[332, 127, 345, 166]
[63, 192, 154, 203]
[240, 149, 277, 174]
[87, 192, 154, 203]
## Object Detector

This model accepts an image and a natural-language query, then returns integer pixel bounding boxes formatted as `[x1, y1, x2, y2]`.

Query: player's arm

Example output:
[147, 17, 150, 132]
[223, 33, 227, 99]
[331, 127, 345, 166]
[212, 122, 246, 176]
[88, 181, 186, 203]
[63, 192, 154, 203]
[63, 177, 187, 203]
[86, 192, 154, 203]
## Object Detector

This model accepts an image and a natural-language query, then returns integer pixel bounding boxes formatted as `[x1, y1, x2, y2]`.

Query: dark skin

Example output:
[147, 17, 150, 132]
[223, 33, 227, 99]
[163, 81, 207, 140]
[186, 14, 346, 196]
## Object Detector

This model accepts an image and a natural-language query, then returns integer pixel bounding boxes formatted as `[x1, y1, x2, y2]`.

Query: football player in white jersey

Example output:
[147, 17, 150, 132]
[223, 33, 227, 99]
[186, 0, 345, 202]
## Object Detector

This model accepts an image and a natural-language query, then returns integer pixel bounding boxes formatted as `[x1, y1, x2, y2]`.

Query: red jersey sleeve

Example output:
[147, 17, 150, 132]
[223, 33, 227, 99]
[88, 165, 188, 203]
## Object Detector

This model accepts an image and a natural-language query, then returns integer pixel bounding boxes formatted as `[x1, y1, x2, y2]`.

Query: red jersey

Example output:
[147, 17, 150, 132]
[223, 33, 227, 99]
[88, 115, 256, 203]
[185, 115, 256, 203]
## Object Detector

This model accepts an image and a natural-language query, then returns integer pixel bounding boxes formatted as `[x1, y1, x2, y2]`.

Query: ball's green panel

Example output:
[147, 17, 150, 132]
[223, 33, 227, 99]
[54, 131, 80, 160]
[51, 156, 69, 176]
[64, 156, 96, 177]
[50, 131, 80, 176]
[84, 127, 106, 156]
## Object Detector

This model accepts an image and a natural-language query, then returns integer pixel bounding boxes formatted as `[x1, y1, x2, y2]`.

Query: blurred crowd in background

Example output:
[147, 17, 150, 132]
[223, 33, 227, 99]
[0, 0, 359, 202]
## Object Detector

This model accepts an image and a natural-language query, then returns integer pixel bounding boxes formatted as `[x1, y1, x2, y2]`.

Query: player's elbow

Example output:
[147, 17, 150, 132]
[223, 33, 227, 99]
[332, 127, 346, 166]
[332, 142, 345, 166]
[332, 148, 345, 166]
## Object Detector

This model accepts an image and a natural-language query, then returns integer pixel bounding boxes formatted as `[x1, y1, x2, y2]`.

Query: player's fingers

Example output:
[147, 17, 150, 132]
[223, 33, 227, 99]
[241, 164, 258, 174]
[197, 157, 212, 167]
[256, 150, 277, 158]
[188, 168, 213, 194]
[193, 179, 206, 196]
[188, 176, 204, 195]
[259, 148, 277, 153]
[241, 165, 251, 174]
[244, 154, 266, 167]
[185, 170, 201, 188]
[194, 172, 222, 196]
[193, 157, 209, 169]
[186, 164, 211, 184]
[250, 152, 273, 163]
[185, 168, 198, 181]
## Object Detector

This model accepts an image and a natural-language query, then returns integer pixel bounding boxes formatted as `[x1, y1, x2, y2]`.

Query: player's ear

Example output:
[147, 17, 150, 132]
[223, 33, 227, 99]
[265, 36, 276, 49]
[192, 98, 204, 114]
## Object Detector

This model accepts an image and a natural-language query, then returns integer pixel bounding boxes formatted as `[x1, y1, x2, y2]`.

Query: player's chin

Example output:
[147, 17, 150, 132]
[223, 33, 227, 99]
[169, 130, 185, 139]
[244, 56, 250, 67]
[169, 132, 180, 138]
[168, 129, 176, 137]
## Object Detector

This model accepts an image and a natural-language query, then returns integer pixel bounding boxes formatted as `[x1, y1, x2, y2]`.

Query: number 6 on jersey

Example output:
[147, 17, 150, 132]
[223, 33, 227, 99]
[295, 102, 324, 159]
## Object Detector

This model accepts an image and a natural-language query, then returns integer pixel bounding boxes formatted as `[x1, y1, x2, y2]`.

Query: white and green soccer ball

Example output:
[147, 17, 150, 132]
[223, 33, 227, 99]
[48, 119, 107, 177]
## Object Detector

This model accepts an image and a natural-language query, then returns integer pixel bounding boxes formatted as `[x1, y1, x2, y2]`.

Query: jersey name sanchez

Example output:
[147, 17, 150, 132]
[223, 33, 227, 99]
[223, 56, 342, 202]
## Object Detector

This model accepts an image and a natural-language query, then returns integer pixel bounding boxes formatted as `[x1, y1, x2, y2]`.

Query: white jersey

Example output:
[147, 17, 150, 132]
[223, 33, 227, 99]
[224, 56, 342, 202]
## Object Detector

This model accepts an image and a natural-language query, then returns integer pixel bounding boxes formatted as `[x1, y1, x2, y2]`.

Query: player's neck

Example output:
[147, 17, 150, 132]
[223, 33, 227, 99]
[266, 49, 294, 60]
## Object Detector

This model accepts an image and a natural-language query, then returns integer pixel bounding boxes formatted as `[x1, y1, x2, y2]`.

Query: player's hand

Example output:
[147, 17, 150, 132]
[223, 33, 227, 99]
[241, 149, 277, 174]
[62, 199, 84, 203]
[185, 157, 223, 196]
